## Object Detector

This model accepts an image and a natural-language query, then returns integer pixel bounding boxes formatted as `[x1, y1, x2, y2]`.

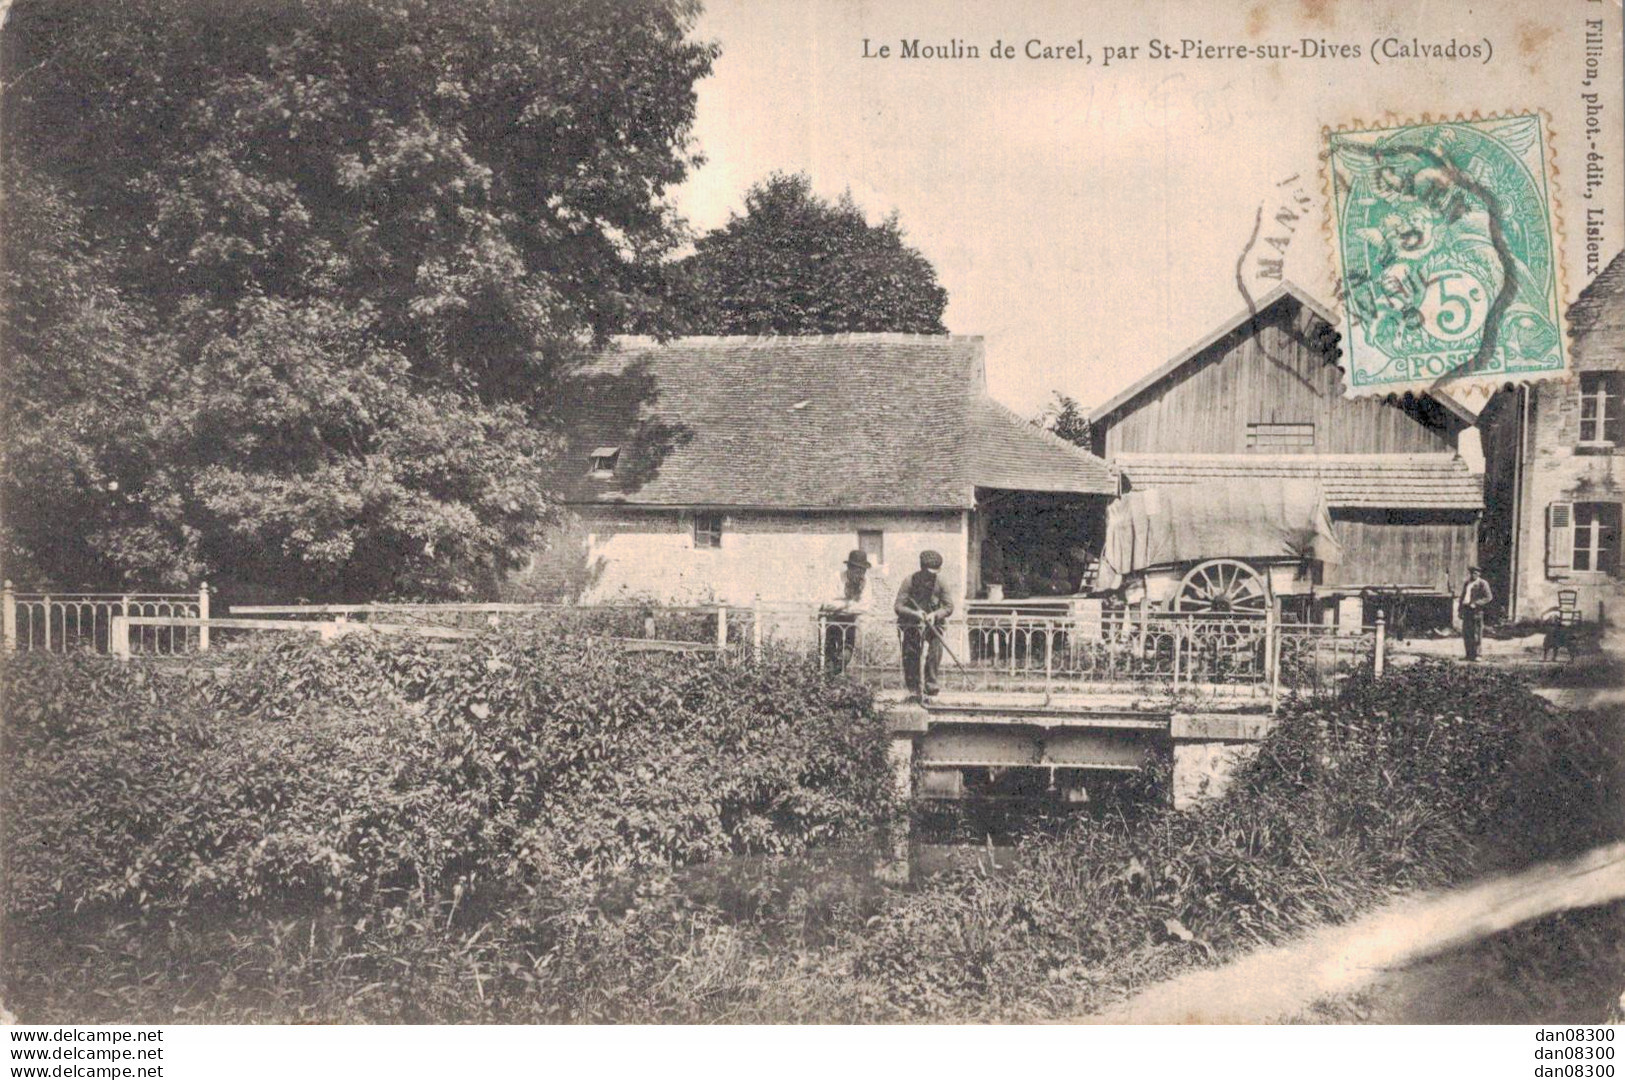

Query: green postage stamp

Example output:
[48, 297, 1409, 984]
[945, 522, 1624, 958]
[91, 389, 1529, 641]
[1326, 112, 1567, 395]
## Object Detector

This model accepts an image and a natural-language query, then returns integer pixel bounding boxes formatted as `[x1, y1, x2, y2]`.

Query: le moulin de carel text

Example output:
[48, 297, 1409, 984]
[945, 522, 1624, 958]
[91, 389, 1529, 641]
[860, 36, 1492, 66]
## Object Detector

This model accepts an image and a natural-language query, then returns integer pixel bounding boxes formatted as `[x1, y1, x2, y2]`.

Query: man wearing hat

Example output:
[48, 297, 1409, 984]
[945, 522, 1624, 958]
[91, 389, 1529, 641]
[822, 549, 882, 672]
[895, 550, 954, 698]
[1459, 565, 1493, 662]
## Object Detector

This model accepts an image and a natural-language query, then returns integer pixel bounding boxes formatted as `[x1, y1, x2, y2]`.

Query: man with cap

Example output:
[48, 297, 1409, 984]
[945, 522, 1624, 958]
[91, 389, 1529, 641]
[822, 549, 880, 671]
[1459, 565, 1493, 662]
[895, 550, 954, 698]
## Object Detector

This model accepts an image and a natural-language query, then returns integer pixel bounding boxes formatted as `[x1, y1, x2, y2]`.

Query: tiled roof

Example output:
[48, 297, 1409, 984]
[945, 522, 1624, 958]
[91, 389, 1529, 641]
[971, 397, 1116, 494]
[549, 335, 1115, 509]
[1571, 252, 1625, 369]
[1114, 453, 1483, 510]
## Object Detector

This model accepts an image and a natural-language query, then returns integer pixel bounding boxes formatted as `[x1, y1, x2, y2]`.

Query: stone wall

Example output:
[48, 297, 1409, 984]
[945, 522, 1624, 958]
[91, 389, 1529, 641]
[1515, 384, 1625, 621]
[1171, 742, 1260, 810]
[1513, 276, 1625, 621]
[516, 507, 968, 608]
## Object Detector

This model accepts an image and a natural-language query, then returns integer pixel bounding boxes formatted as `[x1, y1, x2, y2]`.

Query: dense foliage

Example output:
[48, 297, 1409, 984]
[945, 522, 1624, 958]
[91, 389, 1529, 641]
[4, 658, 1619, 1022]
[675, 172, 948, 335]
[2, 629, 897, 923]
[1034, 391, 1091, 448]
[842, 661, 1623, 1019]
[0, 0, 717, 597]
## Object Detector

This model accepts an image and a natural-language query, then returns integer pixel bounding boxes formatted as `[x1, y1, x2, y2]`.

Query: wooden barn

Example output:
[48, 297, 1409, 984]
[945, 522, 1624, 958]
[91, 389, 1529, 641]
[1087, 284, 1485, 626]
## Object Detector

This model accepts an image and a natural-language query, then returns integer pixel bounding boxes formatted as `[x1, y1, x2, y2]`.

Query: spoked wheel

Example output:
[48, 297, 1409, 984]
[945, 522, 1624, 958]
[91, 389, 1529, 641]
[1172, 559, 1270, 675]
[1172, 559, 1271, 615]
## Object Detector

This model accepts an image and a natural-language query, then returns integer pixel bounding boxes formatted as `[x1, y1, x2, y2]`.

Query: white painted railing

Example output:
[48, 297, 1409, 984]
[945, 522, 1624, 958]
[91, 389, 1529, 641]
[105, 616, 480, 660]
[14, 594, 1385, 709]
[2, 582, 209, 655]
[225, 599, 1385, 703]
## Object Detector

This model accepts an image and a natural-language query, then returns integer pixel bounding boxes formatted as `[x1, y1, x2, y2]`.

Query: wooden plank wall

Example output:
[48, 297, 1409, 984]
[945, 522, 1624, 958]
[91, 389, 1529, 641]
[1101, 299, 1459, 456]
[1326, 512, 1478, 593]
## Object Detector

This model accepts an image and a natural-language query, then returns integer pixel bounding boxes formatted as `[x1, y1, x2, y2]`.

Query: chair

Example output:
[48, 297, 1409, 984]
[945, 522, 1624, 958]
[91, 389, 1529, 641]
[1556, 589, 1581, 626]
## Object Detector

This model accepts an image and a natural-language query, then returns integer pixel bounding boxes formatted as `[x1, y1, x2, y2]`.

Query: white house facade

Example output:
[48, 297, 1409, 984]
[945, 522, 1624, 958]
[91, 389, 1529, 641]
[516, 334, 1116, 609]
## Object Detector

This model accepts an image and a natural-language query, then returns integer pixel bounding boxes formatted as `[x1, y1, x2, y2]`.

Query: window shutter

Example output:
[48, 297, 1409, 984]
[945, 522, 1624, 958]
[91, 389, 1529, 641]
[1546, 501, 1574, 574]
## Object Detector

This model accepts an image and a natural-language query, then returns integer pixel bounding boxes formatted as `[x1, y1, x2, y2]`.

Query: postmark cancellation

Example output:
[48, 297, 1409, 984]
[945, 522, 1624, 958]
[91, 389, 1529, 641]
[1325, 111, 1568, 398]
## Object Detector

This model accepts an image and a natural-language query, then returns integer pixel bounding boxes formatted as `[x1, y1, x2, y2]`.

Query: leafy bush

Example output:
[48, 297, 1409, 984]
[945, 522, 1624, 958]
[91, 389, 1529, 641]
[836, 660, 1624, 1019]
[5, 654, 1619, 1023]
[2, 629, 899, 923]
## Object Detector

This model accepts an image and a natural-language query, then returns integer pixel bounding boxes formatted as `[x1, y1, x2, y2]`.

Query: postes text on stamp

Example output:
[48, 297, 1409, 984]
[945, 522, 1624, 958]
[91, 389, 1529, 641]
[1326, 113, 1566, 395]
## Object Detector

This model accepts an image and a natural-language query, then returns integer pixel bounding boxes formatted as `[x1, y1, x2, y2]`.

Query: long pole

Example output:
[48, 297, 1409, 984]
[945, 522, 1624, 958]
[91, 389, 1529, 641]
[905, 604, 970, 677]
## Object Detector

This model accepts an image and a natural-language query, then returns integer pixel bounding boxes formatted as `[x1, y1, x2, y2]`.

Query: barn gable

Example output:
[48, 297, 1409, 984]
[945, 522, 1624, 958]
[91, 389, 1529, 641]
[1088, 284, 1468, 459]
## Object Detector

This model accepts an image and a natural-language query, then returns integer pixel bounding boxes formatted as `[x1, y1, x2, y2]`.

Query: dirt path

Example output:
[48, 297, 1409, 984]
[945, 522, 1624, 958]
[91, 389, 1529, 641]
[1086, 842, 1625, 1024]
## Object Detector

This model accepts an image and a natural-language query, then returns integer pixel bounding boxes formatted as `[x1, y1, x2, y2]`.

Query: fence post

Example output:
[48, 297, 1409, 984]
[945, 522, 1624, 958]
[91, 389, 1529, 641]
[197, 582, 211, 653]
[1, 581, 13, 653]
[1176, 613, 1189, 691]
[110, 615, 131, 661]
[1374, 611, 1386, 679]
[42, 594, 52, 652]
[1264, 597, 1277, 686]
[1044, 624, 1053, 696]
[1268, 598, 1282, 711]
[751, 599, 763, 660]
[715, 605, 728, 656]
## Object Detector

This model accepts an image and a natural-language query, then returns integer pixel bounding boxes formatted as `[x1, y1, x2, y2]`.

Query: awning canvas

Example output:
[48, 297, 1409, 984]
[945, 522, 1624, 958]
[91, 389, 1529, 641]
[1096, 478, 1344, 591]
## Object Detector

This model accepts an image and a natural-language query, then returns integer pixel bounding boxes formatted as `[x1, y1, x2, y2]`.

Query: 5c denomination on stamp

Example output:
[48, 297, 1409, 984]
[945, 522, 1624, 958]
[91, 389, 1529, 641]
[1325, 112, 1567, 396]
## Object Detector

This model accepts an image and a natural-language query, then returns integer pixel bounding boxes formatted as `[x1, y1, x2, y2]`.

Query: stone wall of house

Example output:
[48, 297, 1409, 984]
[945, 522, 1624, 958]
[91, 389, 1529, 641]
[1514, 295, 1625, 622]
[513, 507, 968, 609]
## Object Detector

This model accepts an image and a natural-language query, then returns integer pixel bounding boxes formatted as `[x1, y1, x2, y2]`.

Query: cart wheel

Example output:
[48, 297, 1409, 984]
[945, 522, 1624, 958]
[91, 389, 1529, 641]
[1172, 559, 1271, 615]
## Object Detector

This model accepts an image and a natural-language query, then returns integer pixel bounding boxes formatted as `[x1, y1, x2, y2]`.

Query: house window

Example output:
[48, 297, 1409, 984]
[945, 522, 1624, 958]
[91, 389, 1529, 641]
[1246, 422, 1315, 449]
[1573, 503, 1621, 574]
[588, 446, 620, 477]
[693, 512, 723, 549]
[858, 529, 884, 564]
[1578, 374, 1624, 445]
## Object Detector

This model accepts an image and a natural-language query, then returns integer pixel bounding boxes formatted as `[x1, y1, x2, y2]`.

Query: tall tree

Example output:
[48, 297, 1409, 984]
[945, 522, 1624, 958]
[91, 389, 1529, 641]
[676, 172, 947, 334]
[1, 0, 717, 598]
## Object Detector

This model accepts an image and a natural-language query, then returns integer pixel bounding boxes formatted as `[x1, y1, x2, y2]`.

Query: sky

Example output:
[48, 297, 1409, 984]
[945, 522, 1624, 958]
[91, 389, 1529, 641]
[667, 0, 1624, 416]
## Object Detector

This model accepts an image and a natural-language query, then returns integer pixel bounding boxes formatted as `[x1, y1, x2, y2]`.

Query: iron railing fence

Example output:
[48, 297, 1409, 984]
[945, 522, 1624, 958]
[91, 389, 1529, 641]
[2, 582, 209, 656]
[8, 591, 1385, 708]
[1274, 621, 1381, 700]
[811, 607, 1383, 704]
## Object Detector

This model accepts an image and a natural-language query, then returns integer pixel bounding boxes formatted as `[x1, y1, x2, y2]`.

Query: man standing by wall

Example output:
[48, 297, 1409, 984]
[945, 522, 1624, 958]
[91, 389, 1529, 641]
[896, 549, 953, 698]
[1460, 565, 1494, 662]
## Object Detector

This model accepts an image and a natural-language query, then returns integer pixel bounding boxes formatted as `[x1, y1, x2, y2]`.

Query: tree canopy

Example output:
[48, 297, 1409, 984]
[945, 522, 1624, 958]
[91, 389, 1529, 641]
[1, 0, 717, 598]
[676, 172, 947, 335]
[1034, 392, 1091, 449]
